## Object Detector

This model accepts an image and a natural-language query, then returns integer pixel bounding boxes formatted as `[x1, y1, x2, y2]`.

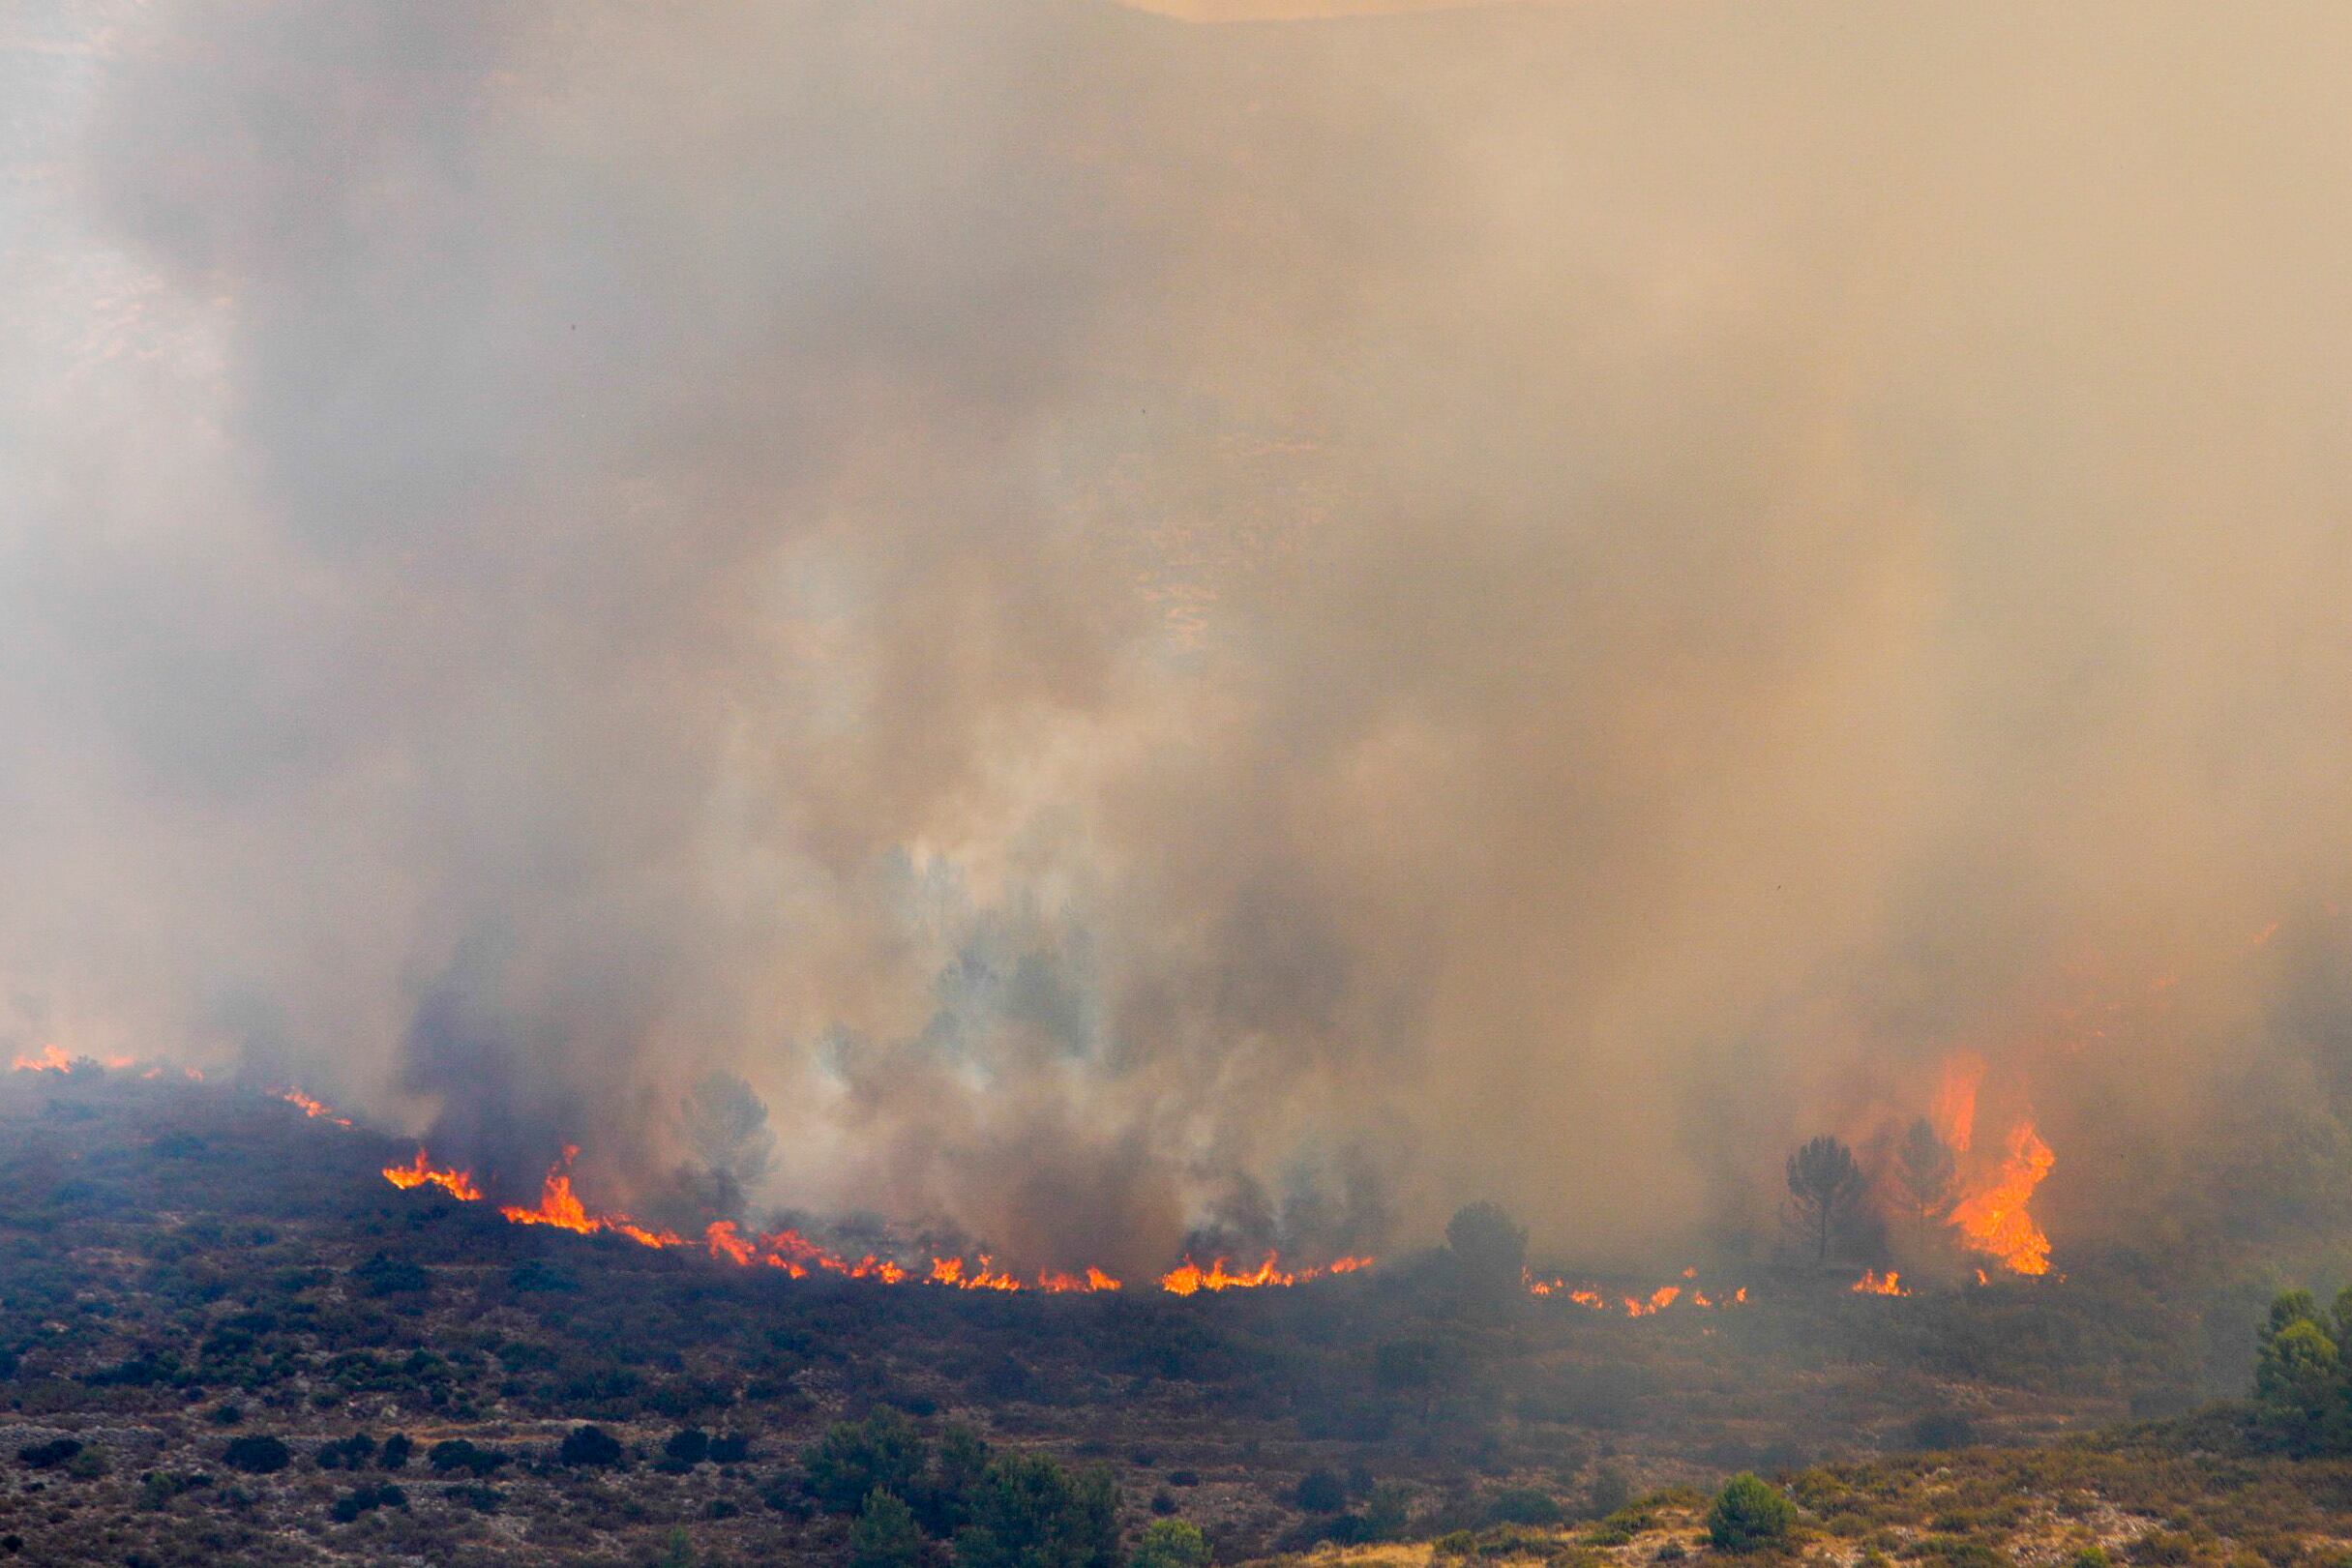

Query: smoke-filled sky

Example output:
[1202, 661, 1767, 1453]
[4, 0, 2350, 1273]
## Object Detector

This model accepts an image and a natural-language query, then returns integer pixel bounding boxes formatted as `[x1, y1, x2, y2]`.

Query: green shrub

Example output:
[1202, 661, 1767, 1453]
[558, 1425, 625, 1467]
[1296, 1467, 1347, 1512]
[1709, 1474, 1798, 1553]
[807, 1409, 927, 1516]
[1133, 1518, 1213, 1568]
[427, 1438, 508, 1477]
[954, 1452, 1119, 1568]
[222, 1435, 291, 1474]
[1487, 1487, 1564, 1526]
[850, 1489, 925, 1568]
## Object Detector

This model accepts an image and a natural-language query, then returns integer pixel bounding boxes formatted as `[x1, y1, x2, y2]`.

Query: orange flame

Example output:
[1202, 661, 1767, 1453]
[1948, 1120, 2054, 1276]
[275, 1087, 353, 1128]
[1526, 1267, 1745, 1312]
[1926, 1052, 2055, 1276]
[499, 1146, 681, 1250]
[11, 1044, 136, 1074]
[384, 1144, 1341, 1295]
[1159, 1253, 1295, 1295]
[382, 1148, 482, 1202]
[1037, 1267, 1124, 1293]
[1852, 1268, 1906, 1295]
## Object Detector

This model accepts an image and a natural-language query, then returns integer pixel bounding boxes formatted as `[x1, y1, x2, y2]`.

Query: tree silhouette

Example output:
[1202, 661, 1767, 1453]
[679, 1071, 776, 1217]
[1444, 1200, 1528, 1304]
[1785, 1135, 1867, 1264]
[1891, 1117, 1957, 1252]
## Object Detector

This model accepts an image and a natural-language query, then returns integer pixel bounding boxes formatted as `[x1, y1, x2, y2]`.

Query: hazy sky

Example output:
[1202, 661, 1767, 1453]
[4, 1, 2349, 1271]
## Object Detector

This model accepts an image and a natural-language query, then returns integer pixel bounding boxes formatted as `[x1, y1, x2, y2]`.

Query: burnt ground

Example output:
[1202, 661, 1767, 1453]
[0, 1070, 2253, 1565]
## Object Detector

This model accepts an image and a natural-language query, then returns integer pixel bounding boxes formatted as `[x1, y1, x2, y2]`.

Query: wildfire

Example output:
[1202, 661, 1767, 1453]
[1623, 1285, 1682, 1317]
[275, 1087, 353, 1128]
[1947, 1121, 2054, 1276]
[1155, 1253, 1370, 1295]
[1926, 1053, 2054, 1277]
[500, 1146, 680, 1250]
[1159, 1254, 1294, 1294]
[381, 1148, 482, 1202]
[11, 1045, 137, 1074]
[1524, 1268, 1747, 1313]
[1037, 1268, 1125, 1294]
[1852, 1268, 1906, 1295]
[383, 1144, 1356, 1295]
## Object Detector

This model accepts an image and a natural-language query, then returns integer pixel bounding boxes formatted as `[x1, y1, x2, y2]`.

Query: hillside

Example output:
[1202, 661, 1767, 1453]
[1243, 1415, 2352, 1568]
[0, 1068, 2280, 1565]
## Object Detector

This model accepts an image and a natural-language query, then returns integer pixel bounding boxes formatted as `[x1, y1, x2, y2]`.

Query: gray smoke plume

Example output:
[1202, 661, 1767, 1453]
[5, 0, 2352, 1271]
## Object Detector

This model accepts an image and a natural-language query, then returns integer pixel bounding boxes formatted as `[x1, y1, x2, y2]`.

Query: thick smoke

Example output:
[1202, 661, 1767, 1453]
[4, 0, 2351, 1272]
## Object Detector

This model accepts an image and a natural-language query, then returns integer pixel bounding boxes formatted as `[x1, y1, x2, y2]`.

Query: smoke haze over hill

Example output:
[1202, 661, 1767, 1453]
[4, 0, 2350, 1275]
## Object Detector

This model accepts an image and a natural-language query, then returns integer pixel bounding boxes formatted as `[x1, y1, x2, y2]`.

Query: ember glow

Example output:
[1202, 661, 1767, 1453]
[273, 1087, 353, 1128]
[12, 1045, 137, 1074]
[1524, 1268, 1748, 1314]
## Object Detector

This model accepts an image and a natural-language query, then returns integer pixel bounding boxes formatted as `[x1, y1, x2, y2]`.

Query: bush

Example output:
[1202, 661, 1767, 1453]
[806, 1409, 926, 1515]
[1907, 1411, 1980, 1451]
[1296, 1467, 1347, 1513]
[707, 1433, 750, 1464]
[955, 1452, 1120, 1568]
[1586, 1466, 1632, 1520]
[558, 1425, 626, 1467]
[1709, 1474, 1797, 1553]
[427, 1439, 508, 1478]
[507, 1259, 577, 1293]
[1485, 1487, 1563, 1526]
[330, 1482, 406, 1523]
[16, 1439, 81, 1471]
[664, 1428, 710, 1465]
[1134, 1518, 1213, 1568]
[379, 1434, 413, 1470]
[850, 1489, 925, 1568]
[315, 1433, 375, 1470]
[222, 1435, 291, 1475]
[351, 1253, 430, 1296]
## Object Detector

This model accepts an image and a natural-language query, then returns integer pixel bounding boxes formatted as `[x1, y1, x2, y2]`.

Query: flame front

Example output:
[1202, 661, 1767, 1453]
[1852, 1268, 1906, 1295]
[1524, 1267, 1748, 1313]
[12, 1045, 138, 1074]
[387, 1145, 1350, 1293]
[500, 1146, 681, 1250]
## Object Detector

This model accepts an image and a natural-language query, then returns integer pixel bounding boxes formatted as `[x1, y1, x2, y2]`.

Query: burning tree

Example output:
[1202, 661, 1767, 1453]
[1785, 1135, 1868, 1264]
